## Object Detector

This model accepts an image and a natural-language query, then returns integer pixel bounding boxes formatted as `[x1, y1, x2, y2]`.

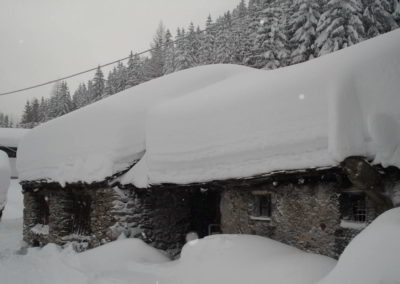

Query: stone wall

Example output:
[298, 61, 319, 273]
[220, 181, 375, 258]
[23, 183, 194, 256]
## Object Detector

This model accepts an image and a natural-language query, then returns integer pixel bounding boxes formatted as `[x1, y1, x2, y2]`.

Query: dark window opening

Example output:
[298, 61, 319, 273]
[340, 193, 366, 223]
[34, 195, 49, 225]
[71, 194, 92, 235]
[253, 194, 272, 218]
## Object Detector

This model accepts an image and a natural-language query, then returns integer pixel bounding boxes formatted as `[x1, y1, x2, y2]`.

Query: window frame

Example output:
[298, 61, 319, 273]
[250, 192, 272, 221]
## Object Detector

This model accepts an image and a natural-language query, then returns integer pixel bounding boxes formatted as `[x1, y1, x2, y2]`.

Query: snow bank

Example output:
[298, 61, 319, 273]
[124, 29, 400, 186]
[175, 234, 336, 284]
[318, 208, 400, 284]
[0, 234, 335, 284]
[18, 30, 400, 186]
[1, 179, 23, 220]
[0, 150, 11, 212]
[0, 128, 29, 148]
[17, 65, 253, 184]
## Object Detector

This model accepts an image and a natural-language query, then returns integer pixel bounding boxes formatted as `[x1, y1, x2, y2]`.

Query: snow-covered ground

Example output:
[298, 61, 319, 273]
[0, 180, 24, 257]
[1, 186, 400, 284]
[0, 150, 11, 212]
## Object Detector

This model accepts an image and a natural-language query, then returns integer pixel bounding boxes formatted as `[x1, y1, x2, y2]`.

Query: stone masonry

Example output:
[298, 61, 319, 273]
[23, 183, 193, 256]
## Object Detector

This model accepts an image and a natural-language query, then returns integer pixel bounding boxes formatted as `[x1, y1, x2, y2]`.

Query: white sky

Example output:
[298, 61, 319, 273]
[0, 0, 240, 120]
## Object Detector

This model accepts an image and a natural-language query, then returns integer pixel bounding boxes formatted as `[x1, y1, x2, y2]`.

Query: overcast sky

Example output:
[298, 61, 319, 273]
[0, 0, 240, 120]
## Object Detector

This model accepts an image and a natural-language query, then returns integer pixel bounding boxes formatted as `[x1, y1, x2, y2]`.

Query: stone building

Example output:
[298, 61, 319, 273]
[17, 31, 400, 259]
[21, 157, 400, 258]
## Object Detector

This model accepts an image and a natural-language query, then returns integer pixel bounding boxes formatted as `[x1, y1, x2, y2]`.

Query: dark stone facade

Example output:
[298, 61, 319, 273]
[22, 182, 221, 257]
[220, 168, 400, 258]
[23, 183, 195, 255]
[22, 164, 400, 259]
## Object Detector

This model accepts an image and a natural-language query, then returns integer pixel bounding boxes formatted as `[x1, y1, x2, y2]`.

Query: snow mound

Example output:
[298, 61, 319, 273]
[1, 180, 23, 220]
[0, 128, 29, 148]
[318, 208, 400, 284]
[78, 238, 170, 271]
[176, 234, 335, 284]
[123, 29, 400, 186]
[0, 234, 335, 284]
[17, 65, 254, 184]
[0, 150, 11, 211]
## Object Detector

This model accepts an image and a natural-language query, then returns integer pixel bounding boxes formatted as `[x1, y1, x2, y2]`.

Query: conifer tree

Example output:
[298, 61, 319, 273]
[21, 101, 32, 125]
[163, 30, 176, 74]
[199, 15, 216, 65]
[363, 0, 398, 38]
[175, 28, 191, 71]
[316, 0, 365, 56]
[92, 66, 105, 101]
[127, 52, 144, 87]
[289, 0, 321, 64]
[252, 7, 289, 69]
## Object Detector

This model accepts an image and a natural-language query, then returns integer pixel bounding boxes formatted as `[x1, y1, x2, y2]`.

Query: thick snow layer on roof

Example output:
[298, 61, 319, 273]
[17, 65, 252, 184]
[18, 30, 400, 185]
[318, 208, 400, 284]
[0, 128, 29, 147]
[122, 30, 400, 187]
[0, 150, 11, 211]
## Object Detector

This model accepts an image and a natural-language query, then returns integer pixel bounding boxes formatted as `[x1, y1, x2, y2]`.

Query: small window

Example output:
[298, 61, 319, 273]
[71, 194, 92, 235]
[34, 195, 49, 225]
[253, 194, 272, 218]
[340, 193, 366, 223]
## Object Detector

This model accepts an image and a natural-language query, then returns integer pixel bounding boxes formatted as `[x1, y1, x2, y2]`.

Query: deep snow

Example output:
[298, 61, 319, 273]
[0, 128, 29, 148]
[17, 65, 252, 185]
[1, 189, 400, 284]
[17, 30, 400, 186]
[318, 208, 400, 284]
[0, 150, 11, 211]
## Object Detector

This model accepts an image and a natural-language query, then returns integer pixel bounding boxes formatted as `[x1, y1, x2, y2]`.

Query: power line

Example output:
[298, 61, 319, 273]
[0, 13, 248, 97]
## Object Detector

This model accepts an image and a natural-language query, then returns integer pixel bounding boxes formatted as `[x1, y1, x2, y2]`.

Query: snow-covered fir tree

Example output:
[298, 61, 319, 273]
[199, 15, 216, 65]
[175, 28, 191, 71]
[72, 83, 89, 109]
[92, 66, 105, 101]
[316, 0, 365, 56]
[215, 13, 236, 64]
[289, 0, 322, 64]
[127, 51, 144, 87]
[363, 0, 398, 38]
[252, 6, 289, 69]
[163, 30, 176, 74]
[20, 0, 400, 122]
[48, 81, 73, 119]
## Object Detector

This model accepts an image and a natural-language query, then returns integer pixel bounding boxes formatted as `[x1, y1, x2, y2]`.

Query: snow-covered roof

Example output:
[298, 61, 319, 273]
[18, 30, 400, 186]
[0, 128, 30, 148]
[17, 65, 251, 184]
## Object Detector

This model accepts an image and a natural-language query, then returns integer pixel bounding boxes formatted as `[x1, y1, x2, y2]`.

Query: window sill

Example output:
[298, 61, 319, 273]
[250, 216, 271, 221]
[340, 220, 367, 230]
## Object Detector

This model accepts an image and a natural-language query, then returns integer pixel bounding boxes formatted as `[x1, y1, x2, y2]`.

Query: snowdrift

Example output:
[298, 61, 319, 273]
[0, 150, 11, 211]
[0, 234, 336, 284]
[318, 208, 400, 284]
[175, 234, 335, 284]
[0, 128, 29, 148]
[17, 29, 400, 185]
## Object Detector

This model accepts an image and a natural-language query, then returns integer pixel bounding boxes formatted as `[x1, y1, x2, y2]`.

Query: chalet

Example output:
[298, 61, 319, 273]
[17, 30, 400, 258]
[0, 128, 30, 178]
